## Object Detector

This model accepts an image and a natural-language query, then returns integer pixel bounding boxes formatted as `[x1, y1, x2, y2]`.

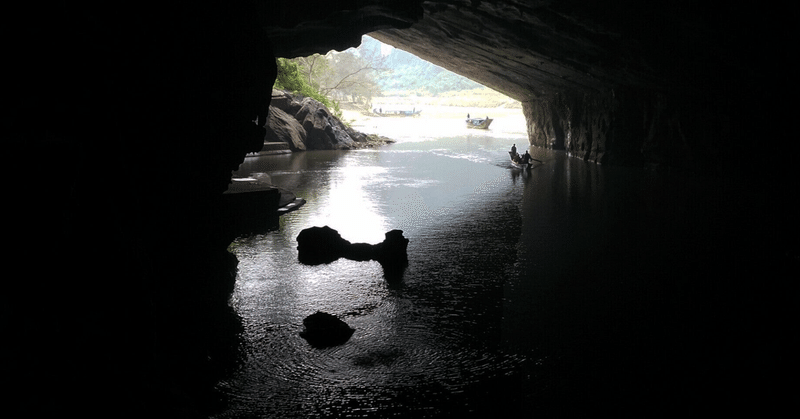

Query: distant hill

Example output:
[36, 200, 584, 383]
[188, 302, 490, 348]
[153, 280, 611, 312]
[356, 35, 482, 95]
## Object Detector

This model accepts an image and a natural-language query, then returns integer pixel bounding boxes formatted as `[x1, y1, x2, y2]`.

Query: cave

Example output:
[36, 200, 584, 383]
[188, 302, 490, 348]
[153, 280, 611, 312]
[7, 1, 796, 417]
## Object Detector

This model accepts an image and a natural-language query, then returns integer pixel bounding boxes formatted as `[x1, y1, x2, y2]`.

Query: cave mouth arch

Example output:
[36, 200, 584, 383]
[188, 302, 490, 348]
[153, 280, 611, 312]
[276, 34, 524, 126]
[264, 1, 789, 173]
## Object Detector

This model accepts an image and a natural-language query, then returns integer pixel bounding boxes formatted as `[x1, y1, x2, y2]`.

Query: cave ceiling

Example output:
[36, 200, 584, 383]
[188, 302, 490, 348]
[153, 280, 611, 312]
[262, 0, 787, 103]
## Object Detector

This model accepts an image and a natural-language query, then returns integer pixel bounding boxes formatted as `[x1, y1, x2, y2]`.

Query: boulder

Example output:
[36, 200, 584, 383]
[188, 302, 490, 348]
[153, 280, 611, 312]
[267, 90, 394, 151]
[344, 124, 371, 143]
[264, 106, 307, 151]
[373, 229, 410, 266]
[295, 97, 356, 150]
[342, 242, 375, 262]
[296, 226, 352, 265]
[299, 311, 355, 348]
[373, 230, 409, 282]
[296, 226, 410, 273]
[270, 89, 303, 115]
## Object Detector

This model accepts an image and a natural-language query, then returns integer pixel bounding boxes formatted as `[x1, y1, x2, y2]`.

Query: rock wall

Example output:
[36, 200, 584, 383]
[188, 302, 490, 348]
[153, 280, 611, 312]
[261, 1, 792, 172]
[522, 88, 727, 171]
[8, 3, 278, 417]
[362, 2, 791, 173]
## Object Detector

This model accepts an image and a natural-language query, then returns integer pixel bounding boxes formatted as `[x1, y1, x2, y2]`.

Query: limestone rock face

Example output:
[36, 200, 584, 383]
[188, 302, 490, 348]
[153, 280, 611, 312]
[271, 89, 304, 115]
[266, 90, 390, 150]
[295, 97, 350, 149]
[265, 106, 307, 151]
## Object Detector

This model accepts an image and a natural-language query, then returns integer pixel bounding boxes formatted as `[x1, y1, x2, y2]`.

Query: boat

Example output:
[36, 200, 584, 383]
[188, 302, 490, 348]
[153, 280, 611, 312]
[466, 117, 493, 129]
[509, 151, 531, 170]
[374, 108, 422, 117]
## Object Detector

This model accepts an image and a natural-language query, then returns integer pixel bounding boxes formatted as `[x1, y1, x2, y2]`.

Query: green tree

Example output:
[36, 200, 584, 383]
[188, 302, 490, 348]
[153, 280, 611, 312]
[293, 54, 331, 92]
[319, 51, 383, 105]
[273, 57, 342, 119]
[285, 48, 385, 107]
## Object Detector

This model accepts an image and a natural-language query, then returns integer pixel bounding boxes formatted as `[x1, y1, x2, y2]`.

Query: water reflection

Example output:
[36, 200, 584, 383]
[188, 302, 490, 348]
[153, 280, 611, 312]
[314, 153, 389, 243]
[215, 130, 789, 416]
[220, 132, 536, 417]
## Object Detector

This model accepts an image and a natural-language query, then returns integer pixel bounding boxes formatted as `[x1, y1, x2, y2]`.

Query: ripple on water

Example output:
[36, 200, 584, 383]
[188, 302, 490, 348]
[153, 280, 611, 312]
[217, 287, 529, 418]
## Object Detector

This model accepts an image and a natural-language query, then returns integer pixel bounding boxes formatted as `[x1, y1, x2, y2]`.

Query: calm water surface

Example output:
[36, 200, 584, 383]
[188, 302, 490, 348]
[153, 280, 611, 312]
[213, 116, 718, 417]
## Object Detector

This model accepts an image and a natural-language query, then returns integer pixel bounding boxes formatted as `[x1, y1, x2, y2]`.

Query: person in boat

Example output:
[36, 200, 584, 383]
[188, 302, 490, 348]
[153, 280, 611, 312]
[467, 113, 470, 119]
[510, 144, 517, 155]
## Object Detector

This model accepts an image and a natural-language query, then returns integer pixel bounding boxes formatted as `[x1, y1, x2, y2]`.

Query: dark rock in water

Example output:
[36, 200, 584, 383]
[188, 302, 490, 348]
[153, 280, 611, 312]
[374, 229, 410, 265]
[373, 230, 410, 281]
[296, 226, 352, 265]
[299, 311, 355, 348]
[296, 226, 409, 268]
[343, 242, 376, 262]
[297, 226, 410, 281]
[382, 262, 408, 284]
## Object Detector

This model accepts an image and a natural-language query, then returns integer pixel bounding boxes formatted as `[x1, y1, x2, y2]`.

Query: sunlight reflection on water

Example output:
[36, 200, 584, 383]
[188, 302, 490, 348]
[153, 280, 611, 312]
[318, 156, 389, 243]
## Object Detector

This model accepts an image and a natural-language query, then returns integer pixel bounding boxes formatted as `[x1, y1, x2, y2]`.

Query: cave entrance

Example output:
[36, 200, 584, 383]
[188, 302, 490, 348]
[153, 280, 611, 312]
[275, 35, 526, 137]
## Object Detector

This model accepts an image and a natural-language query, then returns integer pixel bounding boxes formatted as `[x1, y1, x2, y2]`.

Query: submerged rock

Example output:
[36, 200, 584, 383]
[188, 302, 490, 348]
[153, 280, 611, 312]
[299, 311, 355, 348]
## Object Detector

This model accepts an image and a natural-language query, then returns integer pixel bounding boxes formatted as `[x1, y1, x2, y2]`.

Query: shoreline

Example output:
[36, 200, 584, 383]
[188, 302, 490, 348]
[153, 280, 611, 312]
[338, 88, 523, 127]
[340, 101, 526, 134]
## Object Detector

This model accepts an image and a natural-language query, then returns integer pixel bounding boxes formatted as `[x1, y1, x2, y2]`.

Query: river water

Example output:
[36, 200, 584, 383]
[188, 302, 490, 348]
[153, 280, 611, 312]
[211, 114, 779, 417]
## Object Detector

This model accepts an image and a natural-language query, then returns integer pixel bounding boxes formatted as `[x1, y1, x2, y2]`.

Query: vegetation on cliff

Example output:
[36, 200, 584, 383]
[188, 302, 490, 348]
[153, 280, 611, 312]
[274, 58, 342, 119]
[275, 36, 490, 112]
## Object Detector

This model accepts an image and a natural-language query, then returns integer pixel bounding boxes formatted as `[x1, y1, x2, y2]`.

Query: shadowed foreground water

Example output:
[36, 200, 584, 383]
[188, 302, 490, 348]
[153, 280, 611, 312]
[213, 123, 791, 417]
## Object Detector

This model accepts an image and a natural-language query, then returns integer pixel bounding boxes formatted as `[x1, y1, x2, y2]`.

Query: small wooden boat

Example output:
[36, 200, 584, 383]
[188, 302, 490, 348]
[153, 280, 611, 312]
[466, 117, 493, 129]
[509, 151, 531, 170]
[374, 109, 422, 117]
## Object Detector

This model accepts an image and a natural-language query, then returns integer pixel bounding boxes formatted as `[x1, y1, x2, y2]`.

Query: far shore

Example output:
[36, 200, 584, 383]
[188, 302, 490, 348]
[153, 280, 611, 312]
[339, 89, 525, 129]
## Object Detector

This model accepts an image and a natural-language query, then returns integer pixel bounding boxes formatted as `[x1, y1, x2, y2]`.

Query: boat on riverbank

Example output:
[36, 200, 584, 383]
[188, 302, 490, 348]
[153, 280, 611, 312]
[466, 117, 493, 129]
[373, 108, 421, 117]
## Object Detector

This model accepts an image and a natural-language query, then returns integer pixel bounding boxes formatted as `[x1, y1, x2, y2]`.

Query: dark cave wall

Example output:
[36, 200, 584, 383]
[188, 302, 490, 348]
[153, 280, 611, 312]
[522, 87, 728, 170]
[7, 2, 277, 416]
[366, 1, 793, 172]
[263, 0, 793, 171]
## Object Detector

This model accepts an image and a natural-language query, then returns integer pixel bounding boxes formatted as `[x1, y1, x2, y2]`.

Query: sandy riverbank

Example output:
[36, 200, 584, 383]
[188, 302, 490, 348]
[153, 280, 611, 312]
[339, 88, 525, 131]
[341, 104, 528, 142]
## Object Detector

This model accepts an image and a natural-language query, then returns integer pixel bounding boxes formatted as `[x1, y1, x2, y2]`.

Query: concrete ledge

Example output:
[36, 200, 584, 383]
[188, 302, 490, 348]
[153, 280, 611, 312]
[226, 177, 304, 216]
